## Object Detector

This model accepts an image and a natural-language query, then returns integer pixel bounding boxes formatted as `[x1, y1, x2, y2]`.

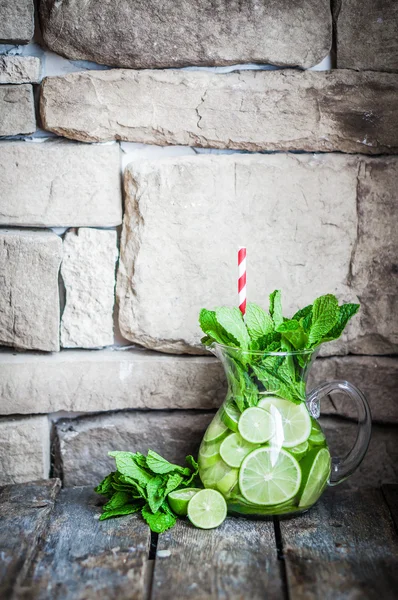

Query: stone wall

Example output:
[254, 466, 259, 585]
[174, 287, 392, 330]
[0, 0, 397, 489]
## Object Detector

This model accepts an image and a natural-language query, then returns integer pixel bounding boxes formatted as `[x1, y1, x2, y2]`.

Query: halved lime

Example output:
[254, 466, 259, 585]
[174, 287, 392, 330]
[257, 397, 311, 448]
[239, 447, 301, 506]
[204, 412, 229, 443]
[288, 441, 309, 461]
[167, 488, 202, 516]
[238, 407, 275, 444]
[216, 468, 239, 497]
[308, 419, 326, 445]
[220, 433, 258, 468]
[299, 447, 331, 508]
[200, 458, 231, 489]
[221, 401, 240, 432]
[188, 489, 227, 529]
[198, 439, 222, 467]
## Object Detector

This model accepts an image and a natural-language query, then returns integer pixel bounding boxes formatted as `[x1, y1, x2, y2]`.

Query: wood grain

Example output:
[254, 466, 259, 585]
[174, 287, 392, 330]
[0, 479, 61, 600]
[151, 517, 283, 599]
[279, 487, 398, 600]
[382, 484, 398, 530]
[17, 486, 151, 600]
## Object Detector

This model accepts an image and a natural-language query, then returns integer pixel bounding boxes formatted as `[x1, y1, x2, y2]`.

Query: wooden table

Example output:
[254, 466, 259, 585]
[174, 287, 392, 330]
[1, 480, 397, 599]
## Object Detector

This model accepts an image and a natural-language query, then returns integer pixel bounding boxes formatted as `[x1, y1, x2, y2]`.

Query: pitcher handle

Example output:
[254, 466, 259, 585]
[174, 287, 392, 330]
[306, 380, 372, 486]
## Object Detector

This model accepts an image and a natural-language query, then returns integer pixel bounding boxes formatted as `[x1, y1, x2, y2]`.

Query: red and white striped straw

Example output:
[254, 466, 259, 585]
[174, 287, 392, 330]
[238, 246, 247, 316]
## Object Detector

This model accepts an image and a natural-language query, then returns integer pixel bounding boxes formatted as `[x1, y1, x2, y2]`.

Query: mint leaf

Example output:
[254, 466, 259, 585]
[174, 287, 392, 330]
[103, 491, 131, 511]
[108, 452, 152, 486]
[141, 503, 177, 533]
[308, 294, 339, 346]
[277, 319, 308, 350]
[164, 473, 184, 496]
[132, 452, 148, 468]
[292, 304, 312, 322]
[147, 475, 167, 513]
[95, 473, 116, 497]
[99, 503, 142, 520]
[185, 455, 198, 471]
[245, 303, 274, 340]
[215, 306, 250, 349]
[199, 309, 238, 346]
[321, 303, 360, 343]
[146, 450, 191, 476]
[269, 290, 283, 327]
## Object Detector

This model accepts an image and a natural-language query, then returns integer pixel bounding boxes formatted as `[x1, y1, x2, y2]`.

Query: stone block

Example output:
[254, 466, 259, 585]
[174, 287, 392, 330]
[0, 84, 35, 136]
[0, 56, 41, 83]
[0, 229, 62, 352]
[0, 0, 34, 43]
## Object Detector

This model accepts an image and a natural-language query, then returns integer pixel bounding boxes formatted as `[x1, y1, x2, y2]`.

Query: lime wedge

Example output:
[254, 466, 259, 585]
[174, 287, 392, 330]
[188, 489, 227, 529]
[308, 419, 326, 445]
[238, 407, 275, 444]
[167, 488, 202, 516]
[257, 397, 311, 448]
[239, 447, 301, 506]
[204, 412, 229, 443]
[221, 401, 240, 432]
[200, 459, 231, 488]
[299, 447, 331, 508]
[216, 468, 239, 497]
[288, 441, 309, 461]
[220, 433, 258, 468]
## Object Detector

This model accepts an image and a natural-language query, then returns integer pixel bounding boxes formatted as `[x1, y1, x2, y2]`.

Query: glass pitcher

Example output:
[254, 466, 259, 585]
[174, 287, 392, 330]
[198, 343, 372, 517]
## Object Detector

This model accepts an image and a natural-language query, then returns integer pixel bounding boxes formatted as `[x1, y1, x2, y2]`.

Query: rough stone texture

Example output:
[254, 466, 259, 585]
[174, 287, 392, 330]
[0, 349, 226, 414]
[0, 141, 122, 227]
[0, 229, 62, 352]
[320, 417, 398, 489]
[61, 229, 118, 349]
[0, 56, 41, 83]
[0, 0, 34, 43]
[40, 0, 331, 70]
[0, 416, 50, 485]
[55, 411, 214, 487]
[335, 0, 398, 73]
[0, 84, 35, 136]
[0, 351, 395, 425]
[40, 69, 398, 155]
[310, 356, 398, 424]
[117, 153, 398, 356]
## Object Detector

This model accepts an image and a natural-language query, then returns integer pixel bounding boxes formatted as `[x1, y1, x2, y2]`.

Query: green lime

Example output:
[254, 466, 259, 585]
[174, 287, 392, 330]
[200, 458, 231, 488]
[198, 439, 221, 467]
[288, 441, 309, 461]
[238, 407, 275, 444]
[299, 447, 331, 508]
[220, 433, 258, 468]
[308, 419, 326, 445]
[204, 412, 229, 443]
[188, 489, 227, 529]
[167, 488, 202, 516]
[221, 401, 241, 432]
[239, 447, 301, 506]
[216, 468, 239, 497]
[257, 397, 311, 448]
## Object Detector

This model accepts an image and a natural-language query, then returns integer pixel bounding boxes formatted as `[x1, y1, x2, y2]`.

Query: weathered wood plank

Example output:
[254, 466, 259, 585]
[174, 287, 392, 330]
[151, 517, 283, 599]
[18, 486, 151, 600]
[280, 488, 398, 600]
[0, 479, 61, 600]
[382, 484, 398, 530]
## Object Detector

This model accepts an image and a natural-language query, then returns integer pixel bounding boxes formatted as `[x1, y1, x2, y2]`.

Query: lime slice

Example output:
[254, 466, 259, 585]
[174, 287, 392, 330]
[167, 488, 202, 516]
[198, 439, 221, 467]
[258, 397, 311, 448]
[308, 419, 326, 445]
[188, 489, 227, 529]
[239, 447, 301, 506]
[220, 433, 258, 468]
[200, 459, 231, 488]
[238, 407, 275, 444]
[221, 401, 240, 432]
[299, 447, 331, 508]
[288, 441, 309, 461]
[216, 468, 239, 497]
[204, 412, 229, 443]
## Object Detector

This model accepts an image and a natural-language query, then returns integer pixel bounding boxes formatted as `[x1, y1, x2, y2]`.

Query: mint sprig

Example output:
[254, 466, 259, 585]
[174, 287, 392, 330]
[95, 451, 200, 533]
[199, 291, 359, 407]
